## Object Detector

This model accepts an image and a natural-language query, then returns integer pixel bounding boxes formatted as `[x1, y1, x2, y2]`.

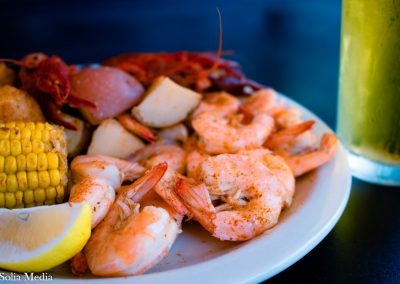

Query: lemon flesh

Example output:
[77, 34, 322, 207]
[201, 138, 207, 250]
[0, 202, 91, 272]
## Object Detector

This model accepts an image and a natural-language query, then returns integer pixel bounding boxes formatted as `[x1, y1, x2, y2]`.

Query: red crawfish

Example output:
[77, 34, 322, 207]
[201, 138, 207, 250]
[0, 53, 96, 130]
[103, 51, 264, 97]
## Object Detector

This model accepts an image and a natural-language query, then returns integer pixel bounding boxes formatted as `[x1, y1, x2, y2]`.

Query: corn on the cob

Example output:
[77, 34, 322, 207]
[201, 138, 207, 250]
[0, 122, 67, 208]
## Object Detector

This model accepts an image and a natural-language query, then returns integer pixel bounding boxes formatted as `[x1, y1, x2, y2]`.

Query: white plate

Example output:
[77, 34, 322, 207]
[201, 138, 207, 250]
[6, 94, 352, 283]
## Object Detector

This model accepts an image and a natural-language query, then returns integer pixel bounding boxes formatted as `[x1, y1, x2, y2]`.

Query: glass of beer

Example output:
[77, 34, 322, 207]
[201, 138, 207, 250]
[337, 0, 400, 186]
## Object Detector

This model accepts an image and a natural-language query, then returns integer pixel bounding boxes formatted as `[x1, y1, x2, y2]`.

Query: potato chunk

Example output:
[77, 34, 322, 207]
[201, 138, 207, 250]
[87, 119, 144, 159]
[132, 76, 202, 127]
[0, 85, 45, 122]
[70, 66, 144, 125]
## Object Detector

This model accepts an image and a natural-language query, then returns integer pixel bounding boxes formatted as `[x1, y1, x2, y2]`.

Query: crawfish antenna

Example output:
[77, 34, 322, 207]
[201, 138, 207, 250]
[211, 7, 223, 70]
[197, 8, 223, 82]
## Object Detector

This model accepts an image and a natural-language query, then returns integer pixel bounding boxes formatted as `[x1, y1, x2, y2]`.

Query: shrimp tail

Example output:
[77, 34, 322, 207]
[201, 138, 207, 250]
[117, 114, 156, 143]
[264, 120, 315, 149]
[174, 179, 216, 232]
[119, 162, 168, 203]
[153, 171, 191, 219]
[285, 133, 338, 176]
[70, 251, 88, 276]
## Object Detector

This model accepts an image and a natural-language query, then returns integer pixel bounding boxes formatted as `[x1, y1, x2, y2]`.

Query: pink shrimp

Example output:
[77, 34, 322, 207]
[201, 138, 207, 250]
[284, 133, 338, 177]
[192, 112, 274, 154]
[84, 163, 184, 276]
[176, 154, 287, 241]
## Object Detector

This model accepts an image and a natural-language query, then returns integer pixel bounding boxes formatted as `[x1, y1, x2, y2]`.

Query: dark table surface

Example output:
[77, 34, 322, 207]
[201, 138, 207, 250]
[1, 0, 399, 283]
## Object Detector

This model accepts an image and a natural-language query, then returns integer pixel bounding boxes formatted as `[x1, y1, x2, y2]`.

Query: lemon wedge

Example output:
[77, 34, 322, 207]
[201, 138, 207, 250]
[0, 202, 91, 272]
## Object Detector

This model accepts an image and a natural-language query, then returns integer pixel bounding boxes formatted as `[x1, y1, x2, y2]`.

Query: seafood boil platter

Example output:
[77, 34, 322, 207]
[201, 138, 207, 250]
[0, 50, 351, 283]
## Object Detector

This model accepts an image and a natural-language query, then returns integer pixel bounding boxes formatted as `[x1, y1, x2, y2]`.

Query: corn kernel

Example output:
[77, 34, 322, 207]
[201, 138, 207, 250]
[7, 174, 18, 192]
[0, 173, 6, 192]
[10, 127, 21, 140]
[44, 123, 52, 130]
[5, 122, 15, 128]
[20, 128, 31, 140]
[0, 192, 4, 207]
[32, 140, 44, 154]
[4, 156, 17, 174]
[26, 153, 37, 171]
[37, 153, 48, 170]
[0, 127, 10, 139]
[41, 130, 50, 142]
[27, 172, 38, 189]
[36, 123, 45, 131]
[17, 172, 28, 191]
[49, 170, 61, 186]
[25, 122, 35, 130]
[34, 189, 45, 203]
[0, 140, 10, 156]
[16, 155, 26, 171]
[45, 200, 55, 205]
[38, 171, 50, 188]
[5, 192, 16, 208]
[0, 156, 4, 172]
[56, 185, 64, 203]
[21, 139, 32, 154]
[15, 122, 25, 129]
[47, 153, 59, 170]
[15, 191, 23, 206]
[10, 139, 22, 156]
[24, 190, 34, 204]
[46, 187, 57, 200]
[31, 129, 42, 141]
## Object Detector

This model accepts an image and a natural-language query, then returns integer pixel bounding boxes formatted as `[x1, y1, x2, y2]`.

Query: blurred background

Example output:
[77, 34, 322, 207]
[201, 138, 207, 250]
[0, 0, 341, 128]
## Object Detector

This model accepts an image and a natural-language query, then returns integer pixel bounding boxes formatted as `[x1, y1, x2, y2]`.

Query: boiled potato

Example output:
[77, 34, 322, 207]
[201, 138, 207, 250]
[132, 76, 202, 128]
[87, 118, 144, 159]
[0, 85, 45, 122]
[60, 113, 91, 157]
[70, 66, 144, 125]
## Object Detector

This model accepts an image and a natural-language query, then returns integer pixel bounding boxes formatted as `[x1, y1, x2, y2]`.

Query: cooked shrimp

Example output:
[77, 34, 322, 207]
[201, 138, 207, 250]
[69, 156, 145, 275]
[117, 113, 156, 142]
[238, 148, 295, 207]
[285, 133, 338, 177]
[70, 251, 88, 276]
[271, 109, 319, 156]
[71, 155, 145, 185]
[152, 166, 190, 220]
[84, 163, 182, 276]
[182, 136, 209, 180]
[157, 123, 188, 144]
[192, 112, 274, 154]
[69, 176, 115, 228]
[274, 106, 303, 129]
[264, 120, 315, 150]
[176, 154, 285, 241]
[240, 88, 283, 116]
[69, 155, 145, 227]
[130, 142, 186, 174]
[135, 144, 190, 219]
[191, 91, 240, 118]
[186, 149, 209, 180]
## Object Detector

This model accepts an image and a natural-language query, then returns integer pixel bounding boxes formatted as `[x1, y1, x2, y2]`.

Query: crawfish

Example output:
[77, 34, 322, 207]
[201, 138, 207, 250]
[103, 52, 263, 96]
[0, 53, 95, 129]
